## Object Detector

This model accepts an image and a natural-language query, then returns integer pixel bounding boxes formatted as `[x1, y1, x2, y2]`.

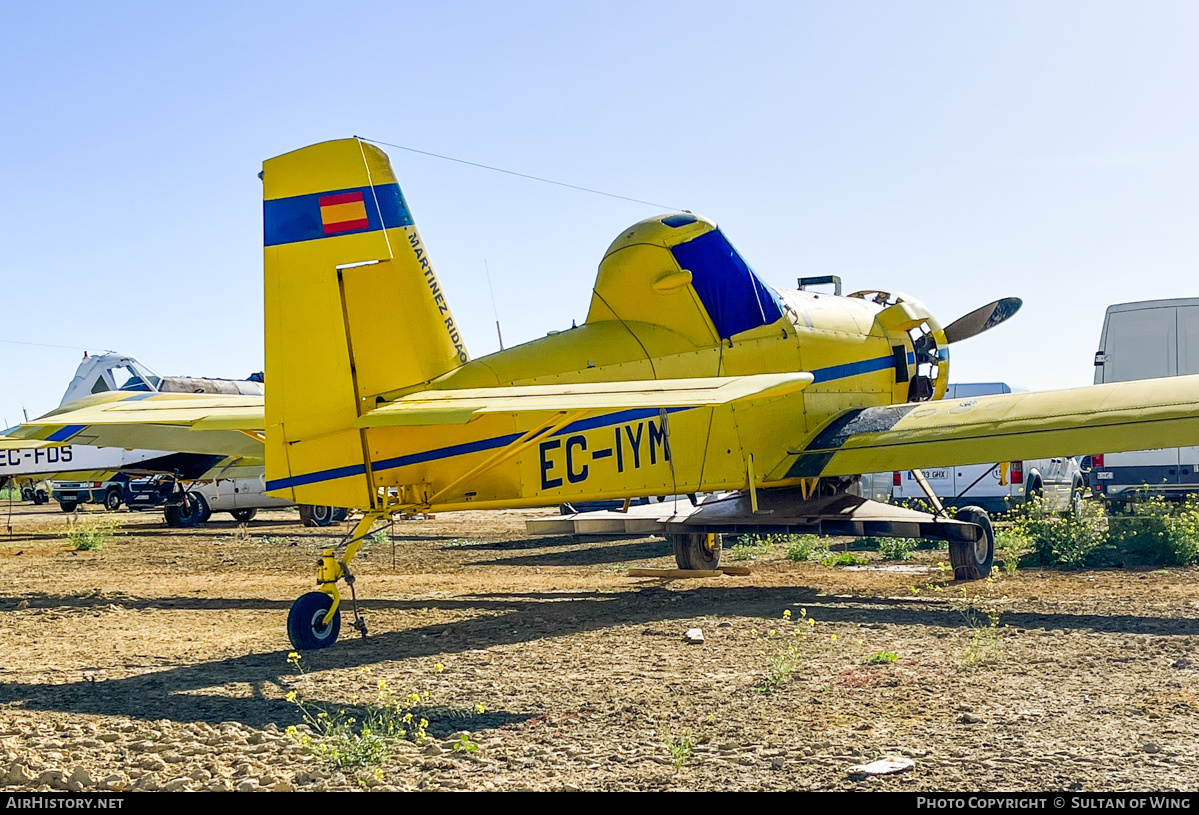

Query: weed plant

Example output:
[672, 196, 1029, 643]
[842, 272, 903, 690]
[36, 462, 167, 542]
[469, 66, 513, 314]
[865, 650, 898, 664]
[869, 537, 919, 560]
[1108, 496, 1199, 566]
[754, 608, 814, 692]
[1006, 495, 1199, 568]
[65, 514, 120, 551]
[783, 534, 832, 562]
[660, 727, 698, 769]
[285, 653, 432, 768]
[956, 581, 1007, 668]
[730, 536, 775, 561]
[821, 552, 869, 567]
[1008, 496, 1109, 568]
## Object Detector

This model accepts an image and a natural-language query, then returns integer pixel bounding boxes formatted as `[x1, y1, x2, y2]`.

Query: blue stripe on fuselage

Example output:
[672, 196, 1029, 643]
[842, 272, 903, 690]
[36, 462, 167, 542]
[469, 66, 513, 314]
[265, 407, 693, 492]
[809, 355, 896, 384]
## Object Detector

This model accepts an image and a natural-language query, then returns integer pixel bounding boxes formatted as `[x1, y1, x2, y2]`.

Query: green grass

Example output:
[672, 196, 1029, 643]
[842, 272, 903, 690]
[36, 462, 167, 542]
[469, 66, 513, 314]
[865, 650, 898, 664]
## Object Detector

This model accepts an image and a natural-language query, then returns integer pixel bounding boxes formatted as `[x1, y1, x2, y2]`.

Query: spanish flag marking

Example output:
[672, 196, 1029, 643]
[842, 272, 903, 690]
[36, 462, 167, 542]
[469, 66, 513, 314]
[319, 191, 369, 235]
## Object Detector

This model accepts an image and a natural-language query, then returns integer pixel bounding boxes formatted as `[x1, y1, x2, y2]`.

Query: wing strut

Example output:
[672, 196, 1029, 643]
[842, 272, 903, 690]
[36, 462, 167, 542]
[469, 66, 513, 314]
[909, 468, 946, 515]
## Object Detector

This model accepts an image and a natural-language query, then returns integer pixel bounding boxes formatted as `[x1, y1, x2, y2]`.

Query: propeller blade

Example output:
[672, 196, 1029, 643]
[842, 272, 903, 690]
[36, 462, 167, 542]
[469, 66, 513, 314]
[942, 297, 1022, 344]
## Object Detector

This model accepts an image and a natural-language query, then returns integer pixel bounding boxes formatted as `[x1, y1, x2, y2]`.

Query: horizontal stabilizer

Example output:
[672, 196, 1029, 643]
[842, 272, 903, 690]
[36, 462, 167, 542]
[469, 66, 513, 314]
[356, 373, 814, 427]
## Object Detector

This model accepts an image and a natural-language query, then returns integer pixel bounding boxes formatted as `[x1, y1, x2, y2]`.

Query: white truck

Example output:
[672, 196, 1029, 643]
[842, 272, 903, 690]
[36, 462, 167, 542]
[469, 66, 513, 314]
[1085, 298, 1199, 506]
[889, 383, 1084, 514]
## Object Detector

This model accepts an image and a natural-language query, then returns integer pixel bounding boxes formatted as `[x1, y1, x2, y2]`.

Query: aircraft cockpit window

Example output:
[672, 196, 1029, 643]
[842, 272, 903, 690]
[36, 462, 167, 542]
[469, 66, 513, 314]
[128, 362, 162, 390]
[670, 229, 784, 339]
[108, 365, 152, 392]
[90, 378, 110, 394]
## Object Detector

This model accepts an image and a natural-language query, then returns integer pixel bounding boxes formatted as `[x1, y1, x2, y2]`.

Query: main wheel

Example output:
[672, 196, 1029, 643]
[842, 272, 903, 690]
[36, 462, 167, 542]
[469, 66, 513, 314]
[34, 490, 47, 505]
[20, 488, 33, 502]
[287, 591, 341, 650]
[164, 494, 204, 528]
[299, 505, 335, 527]
[949, 506, 994, 580]
[104, 490, 123, 512]
[230, 508, 257, 522]
[671, 532, 723, 570]
[59, 501, 77, 513]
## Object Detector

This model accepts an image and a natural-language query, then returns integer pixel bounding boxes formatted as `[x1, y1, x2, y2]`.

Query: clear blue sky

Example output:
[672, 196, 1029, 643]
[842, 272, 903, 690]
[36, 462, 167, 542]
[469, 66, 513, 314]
[3, 1, 1197, 425]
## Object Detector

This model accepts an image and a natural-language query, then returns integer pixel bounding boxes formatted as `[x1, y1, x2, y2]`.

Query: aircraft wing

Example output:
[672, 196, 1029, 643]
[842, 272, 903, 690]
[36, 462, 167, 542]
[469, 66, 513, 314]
[357, 373, 814, 427]
[787, 375, 1199, 478]
[9, 392, 265, 459]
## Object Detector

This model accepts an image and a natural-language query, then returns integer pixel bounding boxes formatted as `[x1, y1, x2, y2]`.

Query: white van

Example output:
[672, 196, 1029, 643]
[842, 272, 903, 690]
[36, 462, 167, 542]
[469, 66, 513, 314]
[888, 383, 1083, 513]
[1086, 298, 1199, 505]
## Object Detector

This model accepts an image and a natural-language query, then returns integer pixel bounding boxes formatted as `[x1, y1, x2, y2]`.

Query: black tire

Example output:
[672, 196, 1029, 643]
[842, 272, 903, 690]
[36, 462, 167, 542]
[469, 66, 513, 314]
[192, 493, 212, 524]
[34, 490, 47, 505]
[1025, 476, 1043, 504]
[671, 533, 723, 570]
[331, 507, 349, 523]
[300, 505, 336, 527]
[1066, 479, 1084, 518]
[164, 494, 204, 528]
[949, 506, 994, 581]
[59, 501, 77, 513]
[287, 591, 341, 650]
[230, 508, 257, 522]
[20, 488, 33, 502]
[104, 490, 123, 512]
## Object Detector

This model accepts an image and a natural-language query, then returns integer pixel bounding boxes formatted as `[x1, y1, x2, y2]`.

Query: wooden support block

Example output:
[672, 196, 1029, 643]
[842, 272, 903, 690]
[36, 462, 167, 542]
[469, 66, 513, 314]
[628, 568, 722, 579]
[718, 565, 752, 576]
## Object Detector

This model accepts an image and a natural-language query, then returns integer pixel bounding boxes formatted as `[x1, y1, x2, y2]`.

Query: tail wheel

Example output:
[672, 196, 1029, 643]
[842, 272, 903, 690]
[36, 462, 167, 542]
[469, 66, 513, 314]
[231, 508, 257, 522]
[949, 506, 994, 580]
[287, 592, 340, 650]
[671, 533, 723, 570]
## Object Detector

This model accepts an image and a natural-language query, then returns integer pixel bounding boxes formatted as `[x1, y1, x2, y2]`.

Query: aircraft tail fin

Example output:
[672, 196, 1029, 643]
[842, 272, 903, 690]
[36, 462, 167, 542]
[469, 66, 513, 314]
[261, 138, 469, 507]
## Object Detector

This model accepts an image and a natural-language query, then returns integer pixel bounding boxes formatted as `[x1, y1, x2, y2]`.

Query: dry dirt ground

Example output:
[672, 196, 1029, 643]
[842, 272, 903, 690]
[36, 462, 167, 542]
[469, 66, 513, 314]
[0, 501, 1196, 792]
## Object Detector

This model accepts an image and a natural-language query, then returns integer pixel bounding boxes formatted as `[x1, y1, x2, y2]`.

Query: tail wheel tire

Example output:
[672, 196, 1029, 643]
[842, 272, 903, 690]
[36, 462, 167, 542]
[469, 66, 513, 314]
[59, 501, 78, 513]
[300, 505, 335, 527]
[287, 591, 341, 650]
[230, 508, 257, 522]
[949, 506, 994, 580]
[671, 533, 723, 570]
[104, 491, 123, 512]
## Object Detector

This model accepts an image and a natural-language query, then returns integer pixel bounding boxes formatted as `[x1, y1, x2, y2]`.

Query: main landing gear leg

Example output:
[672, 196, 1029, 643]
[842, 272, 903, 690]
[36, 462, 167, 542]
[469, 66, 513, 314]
[287, 511, 386, 650]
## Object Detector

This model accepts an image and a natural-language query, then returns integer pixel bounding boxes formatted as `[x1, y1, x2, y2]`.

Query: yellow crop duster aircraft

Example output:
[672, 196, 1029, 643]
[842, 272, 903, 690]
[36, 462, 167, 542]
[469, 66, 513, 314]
[16, 138, 1199, 650]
